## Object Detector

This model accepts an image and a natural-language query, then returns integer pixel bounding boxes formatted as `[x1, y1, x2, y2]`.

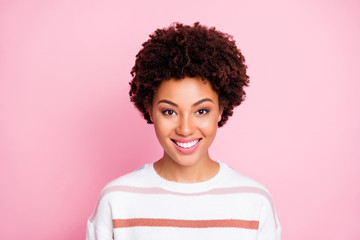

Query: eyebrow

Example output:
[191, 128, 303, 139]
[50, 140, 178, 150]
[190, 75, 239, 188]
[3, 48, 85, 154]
[157, 98, 214, 107]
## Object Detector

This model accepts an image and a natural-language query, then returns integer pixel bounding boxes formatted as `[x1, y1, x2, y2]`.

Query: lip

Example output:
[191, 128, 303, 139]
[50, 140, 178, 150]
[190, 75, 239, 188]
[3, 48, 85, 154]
[171, 138, 201, 143]
[171, 138, 202, 154]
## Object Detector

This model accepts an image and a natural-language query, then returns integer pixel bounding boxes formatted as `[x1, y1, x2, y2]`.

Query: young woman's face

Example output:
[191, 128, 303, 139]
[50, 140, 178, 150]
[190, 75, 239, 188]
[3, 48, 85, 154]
[150, 76, 222, 168]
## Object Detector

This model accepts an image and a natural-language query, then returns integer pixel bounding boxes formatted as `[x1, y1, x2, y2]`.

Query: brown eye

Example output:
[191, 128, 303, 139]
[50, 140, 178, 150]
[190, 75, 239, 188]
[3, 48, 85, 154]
[196, 109, 209, 115]
[162, 110, 176, 116]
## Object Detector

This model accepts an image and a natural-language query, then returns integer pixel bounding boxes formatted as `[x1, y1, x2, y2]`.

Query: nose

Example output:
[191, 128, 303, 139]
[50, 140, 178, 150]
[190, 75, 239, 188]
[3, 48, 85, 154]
[175, 114, 195, 136]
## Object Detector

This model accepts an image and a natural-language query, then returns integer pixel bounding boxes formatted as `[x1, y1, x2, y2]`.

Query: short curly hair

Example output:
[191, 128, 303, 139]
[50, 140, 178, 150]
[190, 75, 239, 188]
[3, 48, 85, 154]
[129, 22, 249, 127]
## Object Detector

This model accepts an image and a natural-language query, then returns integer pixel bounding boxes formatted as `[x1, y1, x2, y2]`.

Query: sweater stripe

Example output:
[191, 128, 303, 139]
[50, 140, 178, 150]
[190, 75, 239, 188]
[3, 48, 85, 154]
[99, 185, 272, 198]
[113, 218, 259, 230]
[90, 186, 276, 227]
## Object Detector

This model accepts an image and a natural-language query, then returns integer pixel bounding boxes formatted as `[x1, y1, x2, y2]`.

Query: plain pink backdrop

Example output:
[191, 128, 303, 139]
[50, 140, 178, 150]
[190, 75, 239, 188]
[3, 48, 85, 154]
[1, 0, 359, 239]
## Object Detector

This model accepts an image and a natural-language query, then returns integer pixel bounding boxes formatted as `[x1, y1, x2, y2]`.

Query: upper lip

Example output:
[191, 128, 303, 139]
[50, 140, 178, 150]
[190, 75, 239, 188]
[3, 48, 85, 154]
[171, 138, 202, 143]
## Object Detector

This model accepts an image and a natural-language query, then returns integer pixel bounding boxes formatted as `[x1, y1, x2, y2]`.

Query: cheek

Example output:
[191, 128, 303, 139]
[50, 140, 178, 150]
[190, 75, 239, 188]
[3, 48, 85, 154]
[154, 117, 173, 139]
[198, 116, 219, 136]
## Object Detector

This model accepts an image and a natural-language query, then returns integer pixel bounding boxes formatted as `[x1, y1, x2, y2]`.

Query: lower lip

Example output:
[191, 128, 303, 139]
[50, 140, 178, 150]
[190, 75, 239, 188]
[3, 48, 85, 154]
[172, 140, 201, 154]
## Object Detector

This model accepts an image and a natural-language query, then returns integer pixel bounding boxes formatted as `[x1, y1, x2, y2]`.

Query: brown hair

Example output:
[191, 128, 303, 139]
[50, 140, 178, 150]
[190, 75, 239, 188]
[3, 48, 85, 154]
[129, 22, 249, 127]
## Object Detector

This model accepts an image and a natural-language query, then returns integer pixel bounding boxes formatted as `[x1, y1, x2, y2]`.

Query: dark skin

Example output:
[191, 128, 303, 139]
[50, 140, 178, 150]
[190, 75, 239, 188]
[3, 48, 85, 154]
[149, 77, 222, 182]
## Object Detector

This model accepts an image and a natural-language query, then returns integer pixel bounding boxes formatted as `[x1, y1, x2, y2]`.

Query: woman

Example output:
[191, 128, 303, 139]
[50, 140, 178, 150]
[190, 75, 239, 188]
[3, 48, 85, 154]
[86, 22, 281, 240]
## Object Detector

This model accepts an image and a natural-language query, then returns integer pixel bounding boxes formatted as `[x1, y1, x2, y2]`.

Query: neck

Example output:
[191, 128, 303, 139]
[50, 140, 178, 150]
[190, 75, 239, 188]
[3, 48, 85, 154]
[154, 153, 219, 183]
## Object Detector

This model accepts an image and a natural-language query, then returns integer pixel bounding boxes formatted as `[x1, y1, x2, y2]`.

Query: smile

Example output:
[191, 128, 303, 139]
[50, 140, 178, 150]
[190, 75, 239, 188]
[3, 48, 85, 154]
[171, 138, 202, 154]
[175, 139, 200, 148]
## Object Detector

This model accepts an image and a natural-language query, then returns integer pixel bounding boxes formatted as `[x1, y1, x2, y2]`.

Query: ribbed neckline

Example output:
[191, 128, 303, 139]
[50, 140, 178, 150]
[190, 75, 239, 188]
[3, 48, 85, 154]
[146, 161, 228, 193]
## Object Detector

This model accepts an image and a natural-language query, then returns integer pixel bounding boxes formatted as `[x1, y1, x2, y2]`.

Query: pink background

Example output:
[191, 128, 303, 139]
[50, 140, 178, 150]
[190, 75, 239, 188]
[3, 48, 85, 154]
[1, 0, 359, 239]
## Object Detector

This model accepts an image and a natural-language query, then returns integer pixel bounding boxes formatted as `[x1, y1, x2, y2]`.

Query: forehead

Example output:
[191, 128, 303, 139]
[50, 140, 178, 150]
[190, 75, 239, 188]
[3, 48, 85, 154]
[153, 77, 219, 104]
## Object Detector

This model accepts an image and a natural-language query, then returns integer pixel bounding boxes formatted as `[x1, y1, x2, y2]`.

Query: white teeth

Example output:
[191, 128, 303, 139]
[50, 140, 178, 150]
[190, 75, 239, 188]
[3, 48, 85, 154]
[175, 140, 199, 148]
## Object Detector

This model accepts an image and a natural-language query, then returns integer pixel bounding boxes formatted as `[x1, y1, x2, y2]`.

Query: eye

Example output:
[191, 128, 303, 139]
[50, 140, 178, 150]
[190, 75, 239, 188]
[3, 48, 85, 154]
[162, 109, 176, 116]
[196, 109, 209, 115]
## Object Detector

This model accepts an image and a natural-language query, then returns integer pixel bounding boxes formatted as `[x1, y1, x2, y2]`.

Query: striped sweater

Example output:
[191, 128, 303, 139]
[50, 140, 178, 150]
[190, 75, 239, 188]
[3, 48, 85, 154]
[86, 162, 281, 240]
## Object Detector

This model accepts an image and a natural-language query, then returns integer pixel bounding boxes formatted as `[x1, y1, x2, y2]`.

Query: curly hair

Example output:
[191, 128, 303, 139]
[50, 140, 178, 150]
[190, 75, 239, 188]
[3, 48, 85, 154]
[129, 22, 249, 127]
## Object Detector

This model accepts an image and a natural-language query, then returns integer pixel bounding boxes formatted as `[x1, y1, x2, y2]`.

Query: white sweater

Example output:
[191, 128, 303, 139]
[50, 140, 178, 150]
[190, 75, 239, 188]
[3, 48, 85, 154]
[86, 162, 281, 240]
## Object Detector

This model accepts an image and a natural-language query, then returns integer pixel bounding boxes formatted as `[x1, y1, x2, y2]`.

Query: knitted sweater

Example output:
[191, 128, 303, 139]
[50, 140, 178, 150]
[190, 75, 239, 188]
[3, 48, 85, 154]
[86, 162, 281, 240]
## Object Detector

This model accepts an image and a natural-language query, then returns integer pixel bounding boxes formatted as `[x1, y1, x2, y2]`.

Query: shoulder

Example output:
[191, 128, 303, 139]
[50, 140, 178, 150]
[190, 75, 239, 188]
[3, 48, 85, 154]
[220, 162, 280, 227]
[90, 164, 153, 215]
[221, 162, 269, 189]
[88, 165, 152, 224]
[219, 162, 275, 202]
[104, 164, 152, 189]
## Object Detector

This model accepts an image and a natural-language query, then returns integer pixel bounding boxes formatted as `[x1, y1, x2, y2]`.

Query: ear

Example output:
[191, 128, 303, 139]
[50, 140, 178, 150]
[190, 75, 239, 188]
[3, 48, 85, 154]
[147, 106, 153, 122]
[218, 107, 223, 123]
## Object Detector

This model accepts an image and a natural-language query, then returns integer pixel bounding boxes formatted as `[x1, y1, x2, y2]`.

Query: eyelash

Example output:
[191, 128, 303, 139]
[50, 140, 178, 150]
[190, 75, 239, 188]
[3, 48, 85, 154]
[161, 108, 209, 116]
[162, 109, 176, 116]
[196, 108, 209, 115]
